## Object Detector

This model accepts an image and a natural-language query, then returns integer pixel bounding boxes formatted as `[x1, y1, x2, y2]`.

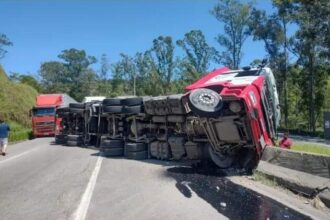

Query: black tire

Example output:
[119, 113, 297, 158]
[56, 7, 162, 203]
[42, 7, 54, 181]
[67, 135, 82, 141]
[66, 140, 82, 146]
[188, 88, 223, 117]
[123, 105, 143, 114]
[126, 151, 148, 160]
[101, 139, 124, 148]
[69, 103, 85, 109]
[121, 97, 143, 106]
[208, 144, 234, 169]
[238, 148, 258, 174]
[103, 98, 122, 106]
[100, 147, 124, 156]
[103, 106, 123, 113]
[70, 108, 84, 114]
[125, 142, 147, 152]
[56, 107, 70, 114]
[55, 134, 67, 144]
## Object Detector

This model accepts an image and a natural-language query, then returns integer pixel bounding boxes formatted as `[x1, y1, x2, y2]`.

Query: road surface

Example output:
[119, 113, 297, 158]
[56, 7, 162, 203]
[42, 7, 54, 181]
[0, 138, 328, 220]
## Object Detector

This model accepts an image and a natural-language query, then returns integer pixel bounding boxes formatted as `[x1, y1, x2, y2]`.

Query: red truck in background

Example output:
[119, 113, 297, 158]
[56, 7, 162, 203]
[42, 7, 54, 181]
[31, 94, 76, 137]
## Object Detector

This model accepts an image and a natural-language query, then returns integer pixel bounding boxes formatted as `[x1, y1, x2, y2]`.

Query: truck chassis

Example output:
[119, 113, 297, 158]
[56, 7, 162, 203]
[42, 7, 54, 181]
[55, 66, 279, 172]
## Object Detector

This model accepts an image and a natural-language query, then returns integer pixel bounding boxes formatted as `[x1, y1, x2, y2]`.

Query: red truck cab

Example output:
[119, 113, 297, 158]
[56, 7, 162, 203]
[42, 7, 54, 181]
[32, 94, 76, 137]
[185, 65, 280, 169]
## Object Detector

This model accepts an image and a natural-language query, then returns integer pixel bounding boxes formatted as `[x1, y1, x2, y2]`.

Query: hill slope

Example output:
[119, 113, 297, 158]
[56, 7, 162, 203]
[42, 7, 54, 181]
[0, 65, 38, 127]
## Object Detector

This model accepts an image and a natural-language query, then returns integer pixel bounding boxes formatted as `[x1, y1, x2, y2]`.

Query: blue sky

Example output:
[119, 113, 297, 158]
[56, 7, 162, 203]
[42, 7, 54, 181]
[0, 0, 274, 77]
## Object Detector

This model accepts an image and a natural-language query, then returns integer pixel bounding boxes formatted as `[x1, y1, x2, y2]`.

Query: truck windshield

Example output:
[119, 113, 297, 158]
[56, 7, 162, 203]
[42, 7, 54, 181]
[33, 108, 55, 116]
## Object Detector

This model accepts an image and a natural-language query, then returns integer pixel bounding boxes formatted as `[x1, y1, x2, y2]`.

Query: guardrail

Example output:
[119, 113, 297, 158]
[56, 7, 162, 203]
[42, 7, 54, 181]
[261, 146, 330, 179]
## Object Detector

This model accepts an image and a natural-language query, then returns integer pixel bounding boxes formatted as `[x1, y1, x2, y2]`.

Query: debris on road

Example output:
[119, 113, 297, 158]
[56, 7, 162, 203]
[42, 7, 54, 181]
[311, 196, 326, 210]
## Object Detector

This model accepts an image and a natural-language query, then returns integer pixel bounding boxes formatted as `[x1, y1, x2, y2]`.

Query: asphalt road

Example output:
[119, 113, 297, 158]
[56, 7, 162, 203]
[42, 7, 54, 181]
[0, 138, 325, 220]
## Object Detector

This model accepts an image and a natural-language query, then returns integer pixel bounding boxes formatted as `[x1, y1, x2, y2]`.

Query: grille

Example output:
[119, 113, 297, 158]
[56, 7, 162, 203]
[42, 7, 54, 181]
[35, 121, 54, 127]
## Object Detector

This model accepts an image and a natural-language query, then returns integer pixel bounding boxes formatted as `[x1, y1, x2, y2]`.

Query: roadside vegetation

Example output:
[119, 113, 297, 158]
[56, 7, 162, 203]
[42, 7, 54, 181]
[8, 121, 32, 143]
[253, 171, 279, 188]
[0, 66, 37, 142]
[291, 143, 330, 156]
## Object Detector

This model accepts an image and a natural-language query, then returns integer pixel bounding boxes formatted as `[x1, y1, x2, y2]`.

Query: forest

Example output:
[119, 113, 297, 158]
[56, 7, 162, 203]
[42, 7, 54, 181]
[0, 0, 329, 135]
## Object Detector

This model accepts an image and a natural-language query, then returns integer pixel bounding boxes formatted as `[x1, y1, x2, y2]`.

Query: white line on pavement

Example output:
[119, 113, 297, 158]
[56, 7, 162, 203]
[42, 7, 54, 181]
[0, 147, 40, 165]
[71, 155, 103, 220]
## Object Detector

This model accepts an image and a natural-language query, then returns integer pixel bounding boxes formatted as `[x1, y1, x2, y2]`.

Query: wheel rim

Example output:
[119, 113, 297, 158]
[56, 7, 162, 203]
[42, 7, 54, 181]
[189, 88, 223, 115]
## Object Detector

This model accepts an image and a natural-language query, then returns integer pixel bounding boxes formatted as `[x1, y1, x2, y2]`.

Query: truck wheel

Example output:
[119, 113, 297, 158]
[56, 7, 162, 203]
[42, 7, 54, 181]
[69, 103, 85, 109]
[121, 97, 143, 106]
[188, 88, 223, 117]
[66, 140, 82, 146]
[123, 105, 143, 114]
[100, 147, 124, 157]
[125, 142, 147, 152]
[55, 134, 67, 144]
[103, 106, 123, 113]
[101, 139, 124, 148]
[207, 144, 234, 169]
[67, 135, 82, 142]
[239, 148, 258, 174]
[103, 98, 122, 106]
[126, 151, 148, 160]
[70, 108, 84, 114]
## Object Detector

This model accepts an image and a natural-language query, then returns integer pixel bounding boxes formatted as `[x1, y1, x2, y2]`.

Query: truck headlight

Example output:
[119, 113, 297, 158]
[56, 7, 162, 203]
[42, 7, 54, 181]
[229, 101, 241, 113]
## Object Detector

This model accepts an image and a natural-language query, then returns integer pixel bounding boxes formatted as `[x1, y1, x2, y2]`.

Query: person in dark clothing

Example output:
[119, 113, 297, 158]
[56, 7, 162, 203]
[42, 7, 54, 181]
[0, 118, 10, 156]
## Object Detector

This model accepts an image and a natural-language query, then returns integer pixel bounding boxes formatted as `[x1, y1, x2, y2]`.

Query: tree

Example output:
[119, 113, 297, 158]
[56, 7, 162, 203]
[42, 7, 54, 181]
[211, 0, 252, 69]
[58, 48, 97, 78]
[0, 33, 13, 59]
[39, 49, 98, 101]
[97, 53, 112, 96]
[248, 5, 291, 128]
[9, 72, 43, 92]
[177, 30, 219, 75]
[40, 61, 70, 94]
[112, 53, 138, 96]
[151, 36, 177, 94]
[100, 53, 110, 80]
[289, 0, 330, 132]
[134, 51, 159, 95]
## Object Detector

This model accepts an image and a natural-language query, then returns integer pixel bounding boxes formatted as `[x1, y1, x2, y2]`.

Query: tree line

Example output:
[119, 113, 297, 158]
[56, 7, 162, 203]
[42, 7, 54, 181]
[0, 0, 329, 133]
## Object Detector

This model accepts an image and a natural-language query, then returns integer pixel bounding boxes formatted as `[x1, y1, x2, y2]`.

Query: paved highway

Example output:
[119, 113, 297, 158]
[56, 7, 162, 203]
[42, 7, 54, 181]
[0, 138, 328, 220]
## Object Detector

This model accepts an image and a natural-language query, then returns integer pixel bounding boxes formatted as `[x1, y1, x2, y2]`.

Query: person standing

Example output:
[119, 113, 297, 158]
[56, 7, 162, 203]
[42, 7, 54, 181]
[0, 118, 10, 156]
[279, 132, 293, 149]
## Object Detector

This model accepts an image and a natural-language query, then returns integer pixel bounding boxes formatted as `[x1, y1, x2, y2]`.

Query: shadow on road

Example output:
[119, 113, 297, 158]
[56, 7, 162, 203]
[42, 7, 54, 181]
[51, 140, 312, 220]
[165, 166, 311, 220]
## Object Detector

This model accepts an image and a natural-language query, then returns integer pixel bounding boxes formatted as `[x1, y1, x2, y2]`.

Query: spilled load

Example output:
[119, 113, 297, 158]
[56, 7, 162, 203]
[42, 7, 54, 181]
[55, 63, 280, 172]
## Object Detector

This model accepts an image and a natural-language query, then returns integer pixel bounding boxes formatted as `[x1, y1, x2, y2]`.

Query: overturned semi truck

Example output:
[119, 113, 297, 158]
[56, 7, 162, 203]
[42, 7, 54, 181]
[55, 65, 280, 172]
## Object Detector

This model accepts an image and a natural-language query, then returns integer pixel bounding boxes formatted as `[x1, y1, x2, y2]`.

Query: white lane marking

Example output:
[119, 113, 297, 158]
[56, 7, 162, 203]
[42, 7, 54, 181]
[0, 147, 40, 165]
[71, 155, 103, 220]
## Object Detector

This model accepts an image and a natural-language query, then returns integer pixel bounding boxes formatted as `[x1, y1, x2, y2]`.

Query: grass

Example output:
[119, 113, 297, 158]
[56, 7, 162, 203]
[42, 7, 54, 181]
[8, 121, 32, 143]
[253, 171, 279, 188]
[290, 143, 330, 156]
[0, 65, 38, 127]
[0, 65, 37, 143]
